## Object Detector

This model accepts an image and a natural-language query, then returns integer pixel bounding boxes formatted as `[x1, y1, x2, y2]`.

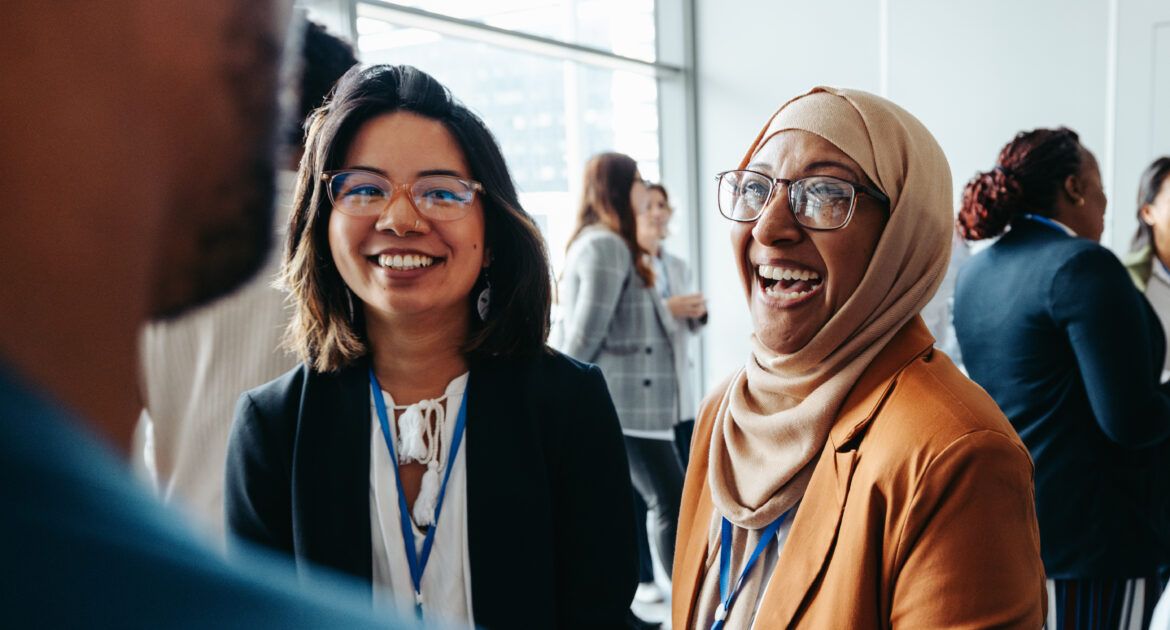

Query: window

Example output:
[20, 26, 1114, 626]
[303, 0, 694, 276]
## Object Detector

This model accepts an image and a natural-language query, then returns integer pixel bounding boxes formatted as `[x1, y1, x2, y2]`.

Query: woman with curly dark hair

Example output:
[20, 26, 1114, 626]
[954, 128, 1170, 629]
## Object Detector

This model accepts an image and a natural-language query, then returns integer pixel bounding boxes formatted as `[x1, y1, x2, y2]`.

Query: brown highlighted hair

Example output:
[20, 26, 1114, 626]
[1129, 157, 1170, 252]
[282, 64, 552, 372]
[957, 127, 1083, 240]
[566, 152, 654, 286]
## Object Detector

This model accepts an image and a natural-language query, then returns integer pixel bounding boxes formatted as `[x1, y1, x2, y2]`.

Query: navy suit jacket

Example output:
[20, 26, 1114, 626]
[954, 219, 1170, 578]
[225, 349, 638, 629]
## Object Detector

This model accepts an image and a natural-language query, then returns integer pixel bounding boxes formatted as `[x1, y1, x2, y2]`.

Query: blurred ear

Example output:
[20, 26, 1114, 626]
[1063, 174, 1084, 205]
[1140, 203, 1157, 226]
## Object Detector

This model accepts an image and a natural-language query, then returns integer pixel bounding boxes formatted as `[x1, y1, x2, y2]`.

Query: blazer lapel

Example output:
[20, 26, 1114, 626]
[650, 287, 678, 337]
[291, 360, 374, 587]
[751, 447, 859, 627]
[464, 357, 550, 625]
[728, 318, 934, 628]
[673, 393, 720, 630]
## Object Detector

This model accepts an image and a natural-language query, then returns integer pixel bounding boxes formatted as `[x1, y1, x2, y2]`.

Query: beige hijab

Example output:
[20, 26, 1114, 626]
[694, 87, 953, 629]
[709, 86, 953, 529]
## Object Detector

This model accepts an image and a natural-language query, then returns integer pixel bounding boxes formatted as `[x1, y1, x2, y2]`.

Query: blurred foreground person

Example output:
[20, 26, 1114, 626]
[138, 19, 358, 541]
[0, 3, 409, 627]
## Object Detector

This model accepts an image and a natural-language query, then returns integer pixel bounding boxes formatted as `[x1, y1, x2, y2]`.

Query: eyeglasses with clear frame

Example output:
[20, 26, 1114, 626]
[715, 169, 890, 230]
[321, 169, 485, 222]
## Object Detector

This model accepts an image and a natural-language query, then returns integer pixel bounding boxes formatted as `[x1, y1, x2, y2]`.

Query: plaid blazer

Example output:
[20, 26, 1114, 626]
[552, 226, 678, 433]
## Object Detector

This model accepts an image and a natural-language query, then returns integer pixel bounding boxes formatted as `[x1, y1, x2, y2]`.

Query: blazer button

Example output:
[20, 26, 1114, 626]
[643, 379, 652, 387]
[645, 347, 652, 354]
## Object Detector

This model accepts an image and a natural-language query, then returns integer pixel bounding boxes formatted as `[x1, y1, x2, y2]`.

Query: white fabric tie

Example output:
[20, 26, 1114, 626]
[391, 396, 448, 527]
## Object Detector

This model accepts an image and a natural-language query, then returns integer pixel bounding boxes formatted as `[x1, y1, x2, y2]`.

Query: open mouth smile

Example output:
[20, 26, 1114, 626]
[370, 253, 440, 271]
[757, 263, 824, 303]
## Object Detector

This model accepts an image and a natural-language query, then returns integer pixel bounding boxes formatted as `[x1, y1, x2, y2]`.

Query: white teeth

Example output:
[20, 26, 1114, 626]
[378, 253, 435, 270]
[757, 264, 821, 282]
[763, 283, 817, 300]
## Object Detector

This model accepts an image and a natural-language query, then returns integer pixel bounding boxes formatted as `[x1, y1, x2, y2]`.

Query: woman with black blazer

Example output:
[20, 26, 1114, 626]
[225, 65, 637, 629]
[953, 127, 1170, 629]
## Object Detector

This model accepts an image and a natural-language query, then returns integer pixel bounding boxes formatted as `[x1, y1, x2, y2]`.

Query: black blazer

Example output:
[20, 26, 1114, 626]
[954, 219, 1170, 578]
[225, 350, 638, 629]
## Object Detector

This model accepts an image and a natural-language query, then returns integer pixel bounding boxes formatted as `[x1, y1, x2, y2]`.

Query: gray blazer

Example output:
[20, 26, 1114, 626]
[660, 250, 707, 421]
[552, 226, 678, 433]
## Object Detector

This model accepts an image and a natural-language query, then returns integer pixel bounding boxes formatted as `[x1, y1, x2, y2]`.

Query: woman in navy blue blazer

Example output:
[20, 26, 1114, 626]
[953, 127, 1170, 629]
[224, 65, 637, 629]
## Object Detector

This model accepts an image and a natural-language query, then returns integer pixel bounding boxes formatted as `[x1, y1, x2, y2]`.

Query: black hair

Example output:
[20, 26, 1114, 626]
[285, 21, 358, 149]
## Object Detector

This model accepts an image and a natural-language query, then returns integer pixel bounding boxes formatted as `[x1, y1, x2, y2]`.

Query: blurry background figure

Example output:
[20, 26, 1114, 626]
[640, 183, 708, 467]
[1125, 156, 1170, 381]
[137, 19, 358, 541]
[630, 181, 706, 610]
[954, 128, 1170, 629]
[919, 230, 970, 369]
[552, 153, 683, 628]
[0, 2, 406, 626]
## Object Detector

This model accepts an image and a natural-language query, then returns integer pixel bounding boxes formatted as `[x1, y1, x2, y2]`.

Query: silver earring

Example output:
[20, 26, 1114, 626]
[476, 271, 491, 321]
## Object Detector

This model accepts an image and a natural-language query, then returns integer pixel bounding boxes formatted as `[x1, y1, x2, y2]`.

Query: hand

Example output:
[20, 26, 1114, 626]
[666, 293, 707, 319]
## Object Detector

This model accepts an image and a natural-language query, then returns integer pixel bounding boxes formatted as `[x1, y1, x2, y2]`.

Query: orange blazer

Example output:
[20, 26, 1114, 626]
[673, 318, 1046, 629]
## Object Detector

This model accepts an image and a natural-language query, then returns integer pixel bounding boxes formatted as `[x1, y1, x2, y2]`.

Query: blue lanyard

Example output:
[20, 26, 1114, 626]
[369, 367, 469, 620]
[1020, 213, 1071, 236]
[713, 512, 790, 630]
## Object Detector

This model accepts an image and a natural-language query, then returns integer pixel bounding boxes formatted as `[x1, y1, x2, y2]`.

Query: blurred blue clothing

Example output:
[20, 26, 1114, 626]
[0, 363, 409, 629]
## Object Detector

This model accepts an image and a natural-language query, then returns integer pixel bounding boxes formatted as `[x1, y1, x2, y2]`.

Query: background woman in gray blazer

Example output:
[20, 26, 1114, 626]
[552, 153, 685, 585]
[641, 183, 708, 467]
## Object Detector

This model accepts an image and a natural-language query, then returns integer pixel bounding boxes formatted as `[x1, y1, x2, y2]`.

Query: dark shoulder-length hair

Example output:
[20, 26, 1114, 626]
[566, 152, 654, 286]
[282, 64, 552, 372]
[1129, 156, 1170, 253]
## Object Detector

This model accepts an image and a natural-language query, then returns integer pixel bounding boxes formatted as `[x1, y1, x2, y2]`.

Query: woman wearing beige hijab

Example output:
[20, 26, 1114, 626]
[672, 87, 1047, 629]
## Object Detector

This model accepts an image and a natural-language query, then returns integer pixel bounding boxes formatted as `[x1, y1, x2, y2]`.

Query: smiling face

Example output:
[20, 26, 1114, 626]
[638, 187, 673, 248]
[732, 130, 889, 355]
[328, 111, 486, 327]
[637, 186, 668, 251]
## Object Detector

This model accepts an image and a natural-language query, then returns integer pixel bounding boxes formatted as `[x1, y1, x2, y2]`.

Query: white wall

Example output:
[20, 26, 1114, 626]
[693, 0, 1170, 392]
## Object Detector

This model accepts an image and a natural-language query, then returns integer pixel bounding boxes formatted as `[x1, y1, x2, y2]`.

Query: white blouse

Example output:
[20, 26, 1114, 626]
[369, 373, 474, 628]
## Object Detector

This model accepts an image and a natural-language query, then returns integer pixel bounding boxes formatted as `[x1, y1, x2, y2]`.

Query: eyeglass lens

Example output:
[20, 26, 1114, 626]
[328, 170, 477, 220]
[718, 171, 856, 229]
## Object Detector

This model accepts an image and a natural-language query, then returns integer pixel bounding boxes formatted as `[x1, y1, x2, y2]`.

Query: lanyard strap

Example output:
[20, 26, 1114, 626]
[369, 367, 469, 620]
[713, 511, 789, 630]
[1020, 213, 1073, 236]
